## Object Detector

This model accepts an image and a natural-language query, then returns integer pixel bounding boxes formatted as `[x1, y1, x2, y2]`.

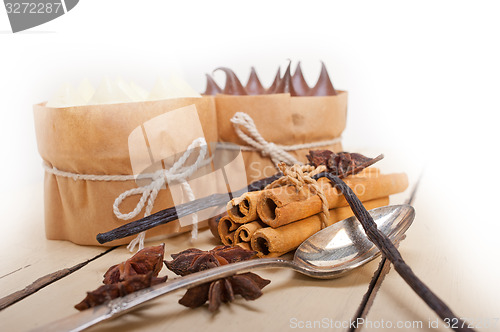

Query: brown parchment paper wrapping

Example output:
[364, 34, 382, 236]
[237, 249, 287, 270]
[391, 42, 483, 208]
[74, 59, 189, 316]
[215, 92, 347, 183]
[33, 97, 217, 246]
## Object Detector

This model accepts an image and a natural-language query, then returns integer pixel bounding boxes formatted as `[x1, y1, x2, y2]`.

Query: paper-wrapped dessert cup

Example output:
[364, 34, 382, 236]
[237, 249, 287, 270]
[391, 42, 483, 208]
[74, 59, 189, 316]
[33, 97, 217, 246]
[215, 92, 347, 183]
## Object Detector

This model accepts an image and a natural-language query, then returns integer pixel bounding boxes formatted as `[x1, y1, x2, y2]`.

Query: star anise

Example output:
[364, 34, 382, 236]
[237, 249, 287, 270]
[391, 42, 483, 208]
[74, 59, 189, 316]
[306, 150, 383, 178]
[103, 244, 165, 284]
[165, 246, 270, 312]
[75, 244, 168, 310]
[164, 246, 256, 276]
[74, 272, 167, 311]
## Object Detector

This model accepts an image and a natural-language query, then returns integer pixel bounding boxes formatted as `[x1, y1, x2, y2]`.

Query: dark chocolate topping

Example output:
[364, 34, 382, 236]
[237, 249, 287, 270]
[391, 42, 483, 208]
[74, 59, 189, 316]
[214, 67, 248, 95]
[274, 62, 297, 96]
[266, 67, 281, 94]
[203, 74, 222, 95]
[245, 67, 266, 95]
[206, 61, 337, 96]
[309, 62, 337, 96]
[292, 61, 310, 96]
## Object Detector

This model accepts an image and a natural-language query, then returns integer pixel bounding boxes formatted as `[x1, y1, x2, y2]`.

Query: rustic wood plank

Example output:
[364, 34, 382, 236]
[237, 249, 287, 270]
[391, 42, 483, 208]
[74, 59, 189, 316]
[0, 229, 384, 331]
[0, 150, 420, 331]
[0, 182, 110, 300]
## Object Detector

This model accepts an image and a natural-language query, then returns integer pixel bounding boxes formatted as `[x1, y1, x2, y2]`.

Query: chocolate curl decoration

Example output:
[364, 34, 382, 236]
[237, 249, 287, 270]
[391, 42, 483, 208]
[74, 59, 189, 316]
[292, 61, 310, 96]
[274, 62, 297, 96]
[245, 67, 266, 95]
[215, 67, 248, 95]
[266, 67, 281, 94]
[309, 62, 337, 96]
[203, 74, 222, 95]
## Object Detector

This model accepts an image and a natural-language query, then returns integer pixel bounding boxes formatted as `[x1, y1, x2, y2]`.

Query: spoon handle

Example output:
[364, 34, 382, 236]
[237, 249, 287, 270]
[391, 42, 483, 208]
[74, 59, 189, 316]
[32, 258, 292, 332]
[318, 173, 475, 332]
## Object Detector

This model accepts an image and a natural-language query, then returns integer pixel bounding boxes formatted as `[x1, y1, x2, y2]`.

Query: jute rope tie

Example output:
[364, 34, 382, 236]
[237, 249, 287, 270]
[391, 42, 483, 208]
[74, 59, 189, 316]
[217, 112, 342, 168]
[265, 163, 330, 229]
[42, 137, 210, 251]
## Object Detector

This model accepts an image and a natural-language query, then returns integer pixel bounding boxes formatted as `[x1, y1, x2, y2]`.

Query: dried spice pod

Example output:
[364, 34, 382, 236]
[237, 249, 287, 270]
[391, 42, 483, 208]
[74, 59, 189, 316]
[165, 246, 269, 312]
[75, 245, 168, 310]
[228, 272, 271, 300]
[178, 282, 210, 309]
[245, 67, 266, 95]
[74, 273, 167, 311]
[305, 150, 334, 167]
[292, 61, 310, 96]
[165, 246, 256, 276]
[306, 150, 384, 178]
[179, 272, 270, 312]
[203, 74, 222, 95]
[328, 152, 373, 176]
[103, 244, 165, 284]
[309, 62, 337, 96]
[215, 67, 248, 95]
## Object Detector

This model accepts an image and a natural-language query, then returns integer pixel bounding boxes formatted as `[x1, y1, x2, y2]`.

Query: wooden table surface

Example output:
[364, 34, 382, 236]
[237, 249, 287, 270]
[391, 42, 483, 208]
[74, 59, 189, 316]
[1, 153, 499, 332]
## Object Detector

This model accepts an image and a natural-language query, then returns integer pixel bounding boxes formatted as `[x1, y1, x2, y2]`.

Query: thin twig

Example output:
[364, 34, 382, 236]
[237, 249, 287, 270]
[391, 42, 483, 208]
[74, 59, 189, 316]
[316, 172, 474, 332]
[0, 247, 117, 310]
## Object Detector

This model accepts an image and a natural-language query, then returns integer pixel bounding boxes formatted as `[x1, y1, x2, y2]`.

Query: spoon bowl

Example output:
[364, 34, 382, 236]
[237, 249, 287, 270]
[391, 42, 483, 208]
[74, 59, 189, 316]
[293, 204, 415, 278]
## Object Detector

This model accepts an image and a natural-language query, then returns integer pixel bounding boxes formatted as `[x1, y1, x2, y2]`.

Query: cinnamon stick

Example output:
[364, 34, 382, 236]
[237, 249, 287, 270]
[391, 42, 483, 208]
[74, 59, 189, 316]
[251, 197, 389, 257]
[234, 242, 252, 251]
[217, 215, 238, 245]
[208, 210, 227, 241]
[227, 191, 262, 224]
[234, 220, 266, 243]
[257, 171, 408, 228]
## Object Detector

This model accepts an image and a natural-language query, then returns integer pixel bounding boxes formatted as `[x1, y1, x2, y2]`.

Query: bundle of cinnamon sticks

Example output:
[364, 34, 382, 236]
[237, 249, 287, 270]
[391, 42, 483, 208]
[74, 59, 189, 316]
[217, 168, 408, 257]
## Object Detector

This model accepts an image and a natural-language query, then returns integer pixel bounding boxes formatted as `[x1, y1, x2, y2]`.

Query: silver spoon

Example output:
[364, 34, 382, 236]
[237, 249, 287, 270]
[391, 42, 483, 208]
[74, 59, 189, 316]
[33, 204, 414, 332]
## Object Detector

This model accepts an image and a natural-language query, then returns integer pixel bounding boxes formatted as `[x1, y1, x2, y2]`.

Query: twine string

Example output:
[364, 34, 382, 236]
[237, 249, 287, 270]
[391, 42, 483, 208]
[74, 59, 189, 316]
[43, 137, 210, 251]
[217, 112, 342, 168]
[266, 163, 330, 229]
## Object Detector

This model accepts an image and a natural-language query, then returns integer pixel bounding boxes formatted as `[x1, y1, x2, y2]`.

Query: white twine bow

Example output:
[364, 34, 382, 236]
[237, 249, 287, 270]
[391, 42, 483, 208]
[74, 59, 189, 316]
[229, 112, 300, 166]
[114, 137, 210, 251]
[43, 137, 211, 252]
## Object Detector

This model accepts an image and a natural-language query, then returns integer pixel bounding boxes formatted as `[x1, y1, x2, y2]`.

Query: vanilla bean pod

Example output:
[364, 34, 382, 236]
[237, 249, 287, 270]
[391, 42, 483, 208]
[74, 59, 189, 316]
[97, 153, 382, 244]
[96, 173, 282, 244]
[315, 172, 475, 332]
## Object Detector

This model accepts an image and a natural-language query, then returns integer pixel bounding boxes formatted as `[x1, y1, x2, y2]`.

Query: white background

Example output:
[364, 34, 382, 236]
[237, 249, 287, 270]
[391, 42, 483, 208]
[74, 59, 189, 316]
[1, 1, 499, 246]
